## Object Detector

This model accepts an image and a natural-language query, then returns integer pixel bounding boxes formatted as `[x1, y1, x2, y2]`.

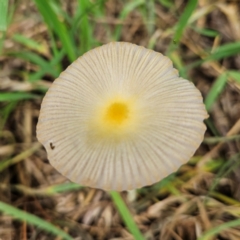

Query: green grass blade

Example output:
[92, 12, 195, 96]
[187, 42, 240, 69]
[207, 154, 240, 196]
[0, 201, 73, 240]
[0, 92, 39, 102]
[33, 0, 76, 62]
[28, 48, 65, 82]
[13, 34, 47, 54]
[110, 191, 145, 240]
[46, 183, 82, 194]
[13, 51, 48, 66]
[0, 101, 17, 130]
[146, 0, 155, 34]
[49, 0, 72, 25]
[0, 2, 18, 54]
[77, 0, 93, 54]
[0, 31, 6, 55]
[198, 218, 240, 240]
[205, 118, 220, 136]
[12, 51, 59, 78]
[206, 41, 240, 62]
[28, 70, 47, 82]
[169, 51, 188, 79]
[72, 0, 105, 34]
[173, 0, 198, 42]
[113, 0, 145, 41]
[227, 70, 240, 83]
[159, 0, 174, 9]
[168, 0, 198, 53]
[0, 0, 8, 31]
[192, 27, 219, 37]
[204, 73, 227, 111]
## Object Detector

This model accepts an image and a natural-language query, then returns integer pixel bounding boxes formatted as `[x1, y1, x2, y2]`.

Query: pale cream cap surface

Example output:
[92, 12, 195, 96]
[37, 42, 208, 191]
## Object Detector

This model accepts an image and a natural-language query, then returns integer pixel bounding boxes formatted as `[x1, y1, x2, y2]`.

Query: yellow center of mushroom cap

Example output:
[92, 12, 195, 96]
[89, 96, 141, 140]
[105, 102, 129, 125]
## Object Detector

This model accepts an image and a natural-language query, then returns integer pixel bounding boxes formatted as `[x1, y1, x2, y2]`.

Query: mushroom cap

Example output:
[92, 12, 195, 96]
[37, 42, 208, 191]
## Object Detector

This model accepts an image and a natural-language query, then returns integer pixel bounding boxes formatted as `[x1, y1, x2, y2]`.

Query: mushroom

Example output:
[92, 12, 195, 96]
[37, 42, 208, 191]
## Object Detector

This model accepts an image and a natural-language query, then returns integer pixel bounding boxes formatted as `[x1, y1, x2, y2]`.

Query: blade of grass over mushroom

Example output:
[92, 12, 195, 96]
[0, 201, 72, 240]
[0, 0, 8, 31]
[113, 0, 145, 41]
[110, 191, 145, 240]
[198, 219, 240, 240]
[33, 0, 76, 62]
[204, 73, 227, 112]
[167, 0, 198, 53]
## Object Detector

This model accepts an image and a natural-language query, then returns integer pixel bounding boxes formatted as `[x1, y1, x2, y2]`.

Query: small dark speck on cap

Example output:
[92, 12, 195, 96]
[50, 142, 55, 150]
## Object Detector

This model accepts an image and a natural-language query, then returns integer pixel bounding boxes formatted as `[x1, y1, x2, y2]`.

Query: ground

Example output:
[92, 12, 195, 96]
[0, 0, 240, 239]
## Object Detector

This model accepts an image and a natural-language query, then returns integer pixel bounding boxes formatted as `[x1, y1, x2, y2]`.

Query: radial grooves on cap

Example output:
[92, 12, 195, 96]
[136, 143, 161, 181]
[133, 136, 167, 180]
[125, 140, 144, 189]
[37, 42, 208, 191]
[131, 141, 156, 186]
